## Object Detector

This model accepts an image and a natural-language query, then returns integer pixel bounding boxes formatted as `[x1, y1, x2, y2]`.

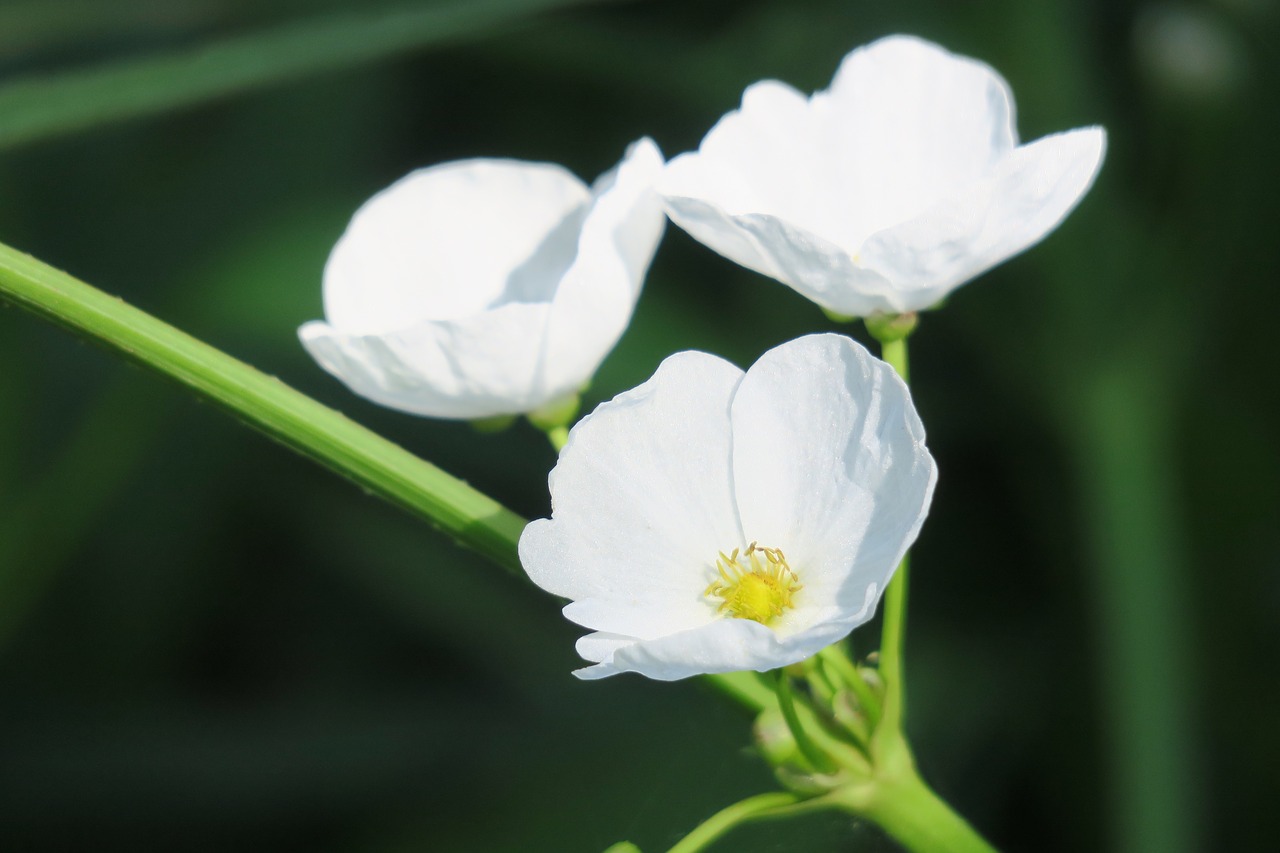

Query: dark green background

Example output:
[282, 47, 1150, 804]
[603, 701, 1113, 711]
[1, 1, 1276, 850]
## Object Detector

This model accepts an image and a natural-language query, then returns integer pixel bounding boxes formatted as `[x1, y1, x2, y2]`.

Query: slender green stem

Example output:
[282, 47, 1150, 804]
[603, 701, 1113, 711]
[0, 240, 526, 573]
[774, 671, 836, 773]
[818, 645, 881, 727]
[0, 241, 775, 718]
[703, 671, 772, 715]
[877, 336, 911, 733]
[666, 792, 802, 853]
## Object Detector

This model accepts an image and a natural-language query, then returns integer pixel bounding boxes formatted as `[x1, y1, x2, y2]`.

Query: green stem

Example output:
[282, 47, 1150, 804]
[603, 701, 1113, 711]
[818, 645, 881, 727]
[839, 764, 998, 853]
[0, 241, 773, 718]
[877, 336, 910, 733]
[0, 240, 526, 573]
[703, 671, 772, 715]
[774, 671, 836, 773]
[665, 792, 802, 853]
[547, 425, 569, 451]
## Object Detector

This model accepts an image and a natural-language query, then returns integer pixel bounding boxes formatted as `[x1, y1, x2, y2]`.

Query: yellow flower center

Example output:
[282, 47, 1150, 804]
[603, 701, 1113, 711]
[705, 543, 801, 625]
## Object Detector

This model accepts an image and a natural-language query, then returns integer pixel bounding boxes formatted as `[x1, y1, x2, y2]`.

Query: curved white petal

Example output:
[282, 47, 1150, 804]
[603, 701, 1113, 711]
[298, 302, 555, 419]
[731, 214, 904, 316]
[858, 126, 1108, 309]
[543, 138, 666, 397]
[822, 34, 1017, 234]
[660, 196, 906, 316]
[303, 143, 666, 418]
[518, 350, 745, 638]
[661, 81, 835, 235]
[731, 334, 936, 622]
[323, 160, 590, 335]
[660, 34, 1104, 313]
[573, 615, 855, 681]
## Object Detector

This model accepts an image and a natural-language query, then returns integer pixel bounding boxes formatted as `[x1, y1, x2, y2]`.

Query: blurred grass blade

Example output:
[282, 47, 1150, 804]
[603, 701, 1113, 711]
[0, 0, 217, 60]
[0, 240, 527, 574]
[0, 371, 170, 647]
[0, 0, 613, 150]
[1071, 362, 1200, 853]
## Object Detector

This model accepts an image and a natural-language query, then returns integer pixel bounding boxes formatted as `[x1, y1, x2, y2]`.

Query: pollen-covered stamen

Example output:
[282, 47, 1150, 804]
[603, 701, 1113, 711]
[705, 542, 802, 626]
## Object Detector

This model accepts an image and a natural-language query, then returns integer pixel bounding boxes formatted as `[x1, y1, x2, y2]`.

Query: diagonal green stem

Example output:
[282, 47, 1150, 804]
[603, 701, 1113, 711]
[665, 792, 805, 853]
[877, 337, 911, 733]
[0, 240, 769, 715]
[0, 240, 526, 574]
[774, 671, 836, 773]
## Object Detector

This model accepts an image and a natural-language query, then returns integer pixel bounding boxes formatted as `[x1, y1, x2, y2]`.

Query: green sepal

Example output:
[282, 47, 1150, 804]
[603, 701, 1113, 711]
[527, 392, 581, 431]
[469, 414, 517, 434]
[863, 311, 919, 344]
[822, 306, 858, 323]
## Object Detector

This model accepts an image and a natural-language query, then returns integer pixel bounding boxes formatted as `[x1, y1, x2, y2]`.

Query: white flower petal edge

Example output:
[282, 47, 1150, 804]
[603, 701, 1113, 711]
[298, 139, 665, 420]
[519, 334, 937, 681]
[659, 35, 1107, 316]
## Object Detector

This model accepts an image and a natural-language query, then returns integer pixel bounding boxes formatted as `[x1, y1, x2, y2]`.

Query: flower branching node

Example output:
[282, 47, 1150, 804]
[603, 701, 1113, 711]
[706, 542, 802, 625]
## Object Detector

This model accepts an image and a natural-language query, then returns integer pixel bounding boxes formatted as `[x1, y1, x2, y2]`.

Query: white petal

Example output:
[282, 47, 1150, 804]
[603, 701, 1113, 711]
[730, 334, 936, 623]
[298, 302, 556, 420]
[543, 138, 666, 397]
[573, 616, 855, 681]
[661, 81, 836, 235]
[659, 191, 782, 284]
[518, 350, 745, 636]
[575, 632, 635, 664]
[730, 214, 906, 316]
[857, 127, 1108, 309]
[821, 35, 1017, 235]
[660, 196, 905, 316]
[323, 160, 590, 335]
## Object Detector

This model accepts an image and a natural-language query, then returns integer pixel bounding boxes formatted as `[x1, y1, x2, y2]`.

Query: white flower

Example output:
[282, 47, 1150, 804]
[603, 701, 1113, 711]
[519, 334, 936, 680]
[660, 35, 1107, 317]
[299, 139, 666, 420]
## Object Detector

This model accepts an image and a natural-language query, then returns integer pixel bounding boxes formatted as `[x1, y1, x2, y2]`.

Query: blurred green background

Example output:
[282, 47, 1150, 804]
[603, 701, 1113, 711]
[1, 0, 1277, 850]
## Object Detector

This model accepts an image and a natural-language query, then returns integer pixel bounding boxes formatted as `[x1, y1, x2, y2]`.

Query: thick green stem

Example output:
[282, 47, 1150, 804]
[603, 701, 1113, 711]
[842, 765, 998, 853]
[0, 241, 526, 573]
[877, 336, 911, 733]
[666, 792, 802, 853]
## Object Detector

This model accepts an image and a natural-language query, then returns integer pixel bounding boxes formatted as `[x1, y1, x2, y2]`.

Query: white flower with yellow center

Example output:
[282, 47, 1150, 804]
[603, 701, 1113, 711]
[299, 139, 665, 420]
[519, 334, 936, 680]
[660, 35, 1107, 317]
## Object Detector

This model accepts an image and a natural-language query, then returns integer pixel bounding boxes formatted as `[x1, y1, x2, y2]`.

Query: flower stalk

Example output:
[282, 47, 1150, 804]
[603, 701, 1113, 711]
[664, 792, 803, 853]
[875, 330, 912, 734]
[0, 240, 529, 571]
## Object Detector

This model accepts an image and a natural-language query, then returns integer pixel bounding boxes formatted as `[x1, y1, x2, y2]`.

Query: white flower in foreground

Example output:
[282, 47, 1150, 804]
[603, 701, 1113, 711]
[519, 334, 936, 680]
[660, 35, 1107, 317]
[298, 139, 665, 420]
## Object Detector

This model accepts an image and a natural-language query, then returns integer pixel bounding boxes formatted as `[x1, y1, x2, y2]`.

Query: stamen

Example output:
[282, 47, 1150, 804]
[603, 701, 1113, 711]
[705, 542, 801, 626]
